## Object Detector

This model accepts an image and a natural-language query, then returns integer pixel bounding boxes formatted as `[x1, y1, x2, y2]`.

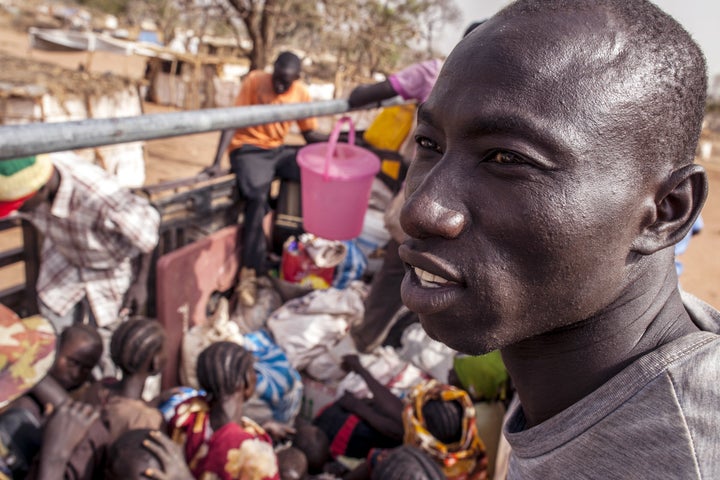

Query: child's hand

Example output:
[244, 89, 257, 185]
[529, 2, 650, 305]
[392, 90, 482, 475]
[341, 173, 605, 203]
[337, 391, 362, 411]
[38, 401, 99, 479]
[341, 354, 363, 374]
[43, 401, 98, 458]
[262, 421, 296, 442]
[142, 430, 193, 479]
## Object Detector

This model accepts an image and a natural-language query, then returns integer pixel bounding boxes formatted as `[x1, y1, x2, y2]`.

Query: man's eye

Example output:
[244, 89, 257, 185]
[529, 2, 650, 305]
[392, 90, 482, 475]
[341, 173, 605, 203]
[486, 151, 524, 164]
[415, 135, 443, 154]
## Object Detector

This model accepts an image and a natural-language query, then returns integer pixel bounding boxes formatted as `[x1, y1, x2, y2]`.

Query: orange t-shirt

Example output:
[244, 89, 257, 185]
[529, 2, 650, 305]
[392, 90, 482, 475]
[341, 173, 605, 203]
[227, 70, 318, 152]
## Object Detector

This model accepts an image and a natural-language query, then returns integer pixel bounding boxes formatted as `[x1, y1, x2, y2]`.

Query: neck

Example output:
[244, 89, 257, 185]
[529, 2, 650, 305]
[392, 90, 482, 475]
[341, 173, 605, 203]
[502, 264, 697, 427]
[209, 394, 244, 431]
[119, 373, 148, 399]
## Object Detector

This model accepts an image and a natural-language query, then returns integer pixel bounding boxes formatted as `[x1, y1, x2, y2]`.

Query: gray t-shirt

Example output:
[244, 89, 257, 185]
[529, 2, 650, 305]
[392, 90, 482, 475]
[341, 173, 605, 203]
[504, 293, 720, 479]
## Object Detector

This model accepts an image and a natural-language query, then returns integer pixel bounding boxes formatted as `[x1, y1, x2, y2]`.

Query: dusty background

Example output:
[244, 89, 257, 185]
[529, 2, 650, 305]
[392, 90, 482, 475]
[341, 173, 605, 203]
[1, 24, 719, 308]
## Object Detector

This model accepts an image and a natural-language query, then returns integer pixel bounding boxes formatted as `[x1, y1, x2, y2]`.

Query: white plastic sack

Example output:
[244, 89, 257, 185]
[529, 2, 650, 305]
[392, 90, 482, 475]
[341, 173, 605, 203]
[267, 283, 366, 372]
[335, 346, 428, 400]
[397, 323, 457, 383]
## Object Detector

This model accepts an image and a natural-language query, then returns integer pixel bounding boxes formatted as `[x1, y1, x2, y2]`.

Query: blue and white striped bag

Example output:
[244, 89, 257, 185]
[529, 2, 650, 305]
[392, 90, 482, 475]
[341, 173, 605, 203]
[243, 329, 303, 423]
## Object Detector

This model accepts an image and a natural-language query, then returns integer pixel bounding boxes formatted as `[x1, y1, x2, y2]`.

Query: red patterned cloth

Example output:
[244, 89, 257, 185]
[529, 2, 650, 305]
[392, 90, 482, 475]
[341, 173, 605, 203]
[167, 396, 279, 480]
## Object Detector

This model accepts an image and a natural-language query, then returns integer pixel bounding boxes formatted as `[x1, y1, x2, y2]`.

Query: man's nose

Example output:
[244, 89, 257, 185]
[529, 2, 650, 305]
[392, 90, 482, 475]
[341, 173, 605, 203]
[400, 182, 468, 239]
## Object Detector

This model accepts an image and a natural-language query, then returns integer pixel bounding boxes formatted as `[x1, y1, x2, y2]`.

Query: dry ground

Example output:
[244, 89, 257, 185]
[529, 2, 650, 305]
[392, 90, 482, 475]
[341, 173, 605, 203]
[0, 22, 719, 308]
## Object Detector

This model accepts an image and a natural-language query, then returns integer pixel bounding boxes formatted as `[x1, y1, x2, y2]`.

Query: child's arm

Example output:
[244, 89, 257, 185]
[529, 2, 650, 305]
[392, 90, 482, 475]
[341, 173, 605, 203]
[337, 392, 403, 441]
[341, 354, 404, 420]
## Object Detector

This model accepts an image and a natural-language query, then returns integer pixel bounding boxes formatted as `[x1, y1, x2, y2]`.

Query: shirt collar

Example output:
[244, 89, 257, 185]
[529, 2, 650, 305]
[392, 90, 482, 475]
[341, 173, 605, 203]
[49, 163, 72, 219]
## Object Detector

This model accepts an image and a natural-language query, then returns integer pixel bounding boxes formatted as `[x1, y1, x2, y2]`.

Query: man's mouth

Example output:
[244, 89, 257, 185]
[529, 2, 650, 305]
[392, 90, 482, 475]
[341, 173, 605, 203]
[413, 266, 454, 288]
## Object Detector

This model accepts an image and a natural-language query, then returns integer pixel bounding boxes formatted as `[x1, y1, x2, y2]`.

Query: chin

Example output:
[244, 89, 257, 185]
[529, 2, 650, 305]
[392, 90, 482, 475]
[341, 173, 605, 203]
[418, 313, 502, 356]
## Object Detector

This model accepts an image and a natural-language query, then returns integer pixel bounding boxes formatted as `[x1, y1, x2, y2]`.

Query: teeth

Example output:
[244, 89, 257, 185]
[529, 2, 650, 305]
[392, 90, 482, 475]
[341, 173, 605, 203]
[414, 267, 451, 288]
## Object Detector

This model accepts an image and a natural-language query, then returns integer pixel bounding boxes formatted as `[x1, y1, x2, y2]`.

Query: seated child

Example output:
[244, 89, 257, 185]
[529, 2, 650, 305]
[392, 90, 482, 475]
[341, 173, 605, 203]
[2, 317, 108, 480]
[83, 318, 166, 442]
[12, 378, 110, 480]
[49, 324, 103, 398]
[105, 429, 193, 480]
[400, 380, 486, 480]
[167, 341, 282, 480]
[312, 355, 406, 462]
[327, 356, 486, 480]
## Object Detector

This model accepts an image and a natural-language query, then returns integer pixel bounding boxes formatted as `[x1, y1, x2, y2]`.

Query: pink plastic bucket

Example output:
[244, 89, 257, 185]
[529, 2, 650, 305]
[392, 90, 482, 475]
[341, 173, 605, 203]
[297, 116, 380, 240]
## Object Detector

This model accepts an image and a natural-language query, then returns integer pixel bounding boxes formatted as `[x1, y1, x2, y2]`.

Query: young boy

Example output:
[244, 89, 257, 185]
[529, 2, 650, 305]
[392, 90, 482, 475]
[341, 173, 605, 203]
[49, 324, 103, 398]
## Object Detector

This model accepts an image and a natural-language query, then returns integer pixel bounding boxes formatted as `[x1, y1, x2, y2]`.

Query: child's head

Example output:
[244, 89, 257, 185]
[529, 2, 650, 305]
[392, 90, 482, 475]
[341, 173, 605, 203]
[49, 324, 102, 391]
[404, 381, 485, 477]
[196, 341, 255, 401]
[422, 398, 463, 444]
[292, 424, 330, 475]
[371, 446, 445, 480]
[105, 428, 163, 480]
[110, 318, 166, 377]
[277, 446, 308, 480]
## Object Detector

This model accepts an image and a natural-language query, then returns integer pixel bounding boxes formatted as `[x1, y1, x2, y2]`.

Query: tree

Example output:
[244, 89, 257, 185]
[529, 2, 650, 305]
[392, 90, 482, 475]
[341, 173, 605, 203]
[319, 0, 450, 79]
[154, 0, 460, 78]
[127, 0, 185, 45]
[76, 0, 132, 17]
[219, 0, 281, 71]
[414, 0, 462, 55]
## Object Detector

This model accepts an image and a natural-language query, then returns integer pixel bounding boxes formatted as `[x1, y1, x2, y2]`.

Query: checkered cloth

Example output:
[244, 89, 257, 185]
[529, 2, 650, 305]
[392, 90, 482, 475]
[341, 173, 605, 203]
[19, 154, 160, 327]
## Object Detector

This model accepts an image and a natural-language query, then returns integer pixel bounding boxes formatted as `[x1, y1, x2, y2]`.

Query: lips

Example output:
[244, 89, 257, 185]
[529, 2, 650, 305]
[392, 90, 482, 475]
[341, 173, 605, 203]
[398, 244, 465, 314]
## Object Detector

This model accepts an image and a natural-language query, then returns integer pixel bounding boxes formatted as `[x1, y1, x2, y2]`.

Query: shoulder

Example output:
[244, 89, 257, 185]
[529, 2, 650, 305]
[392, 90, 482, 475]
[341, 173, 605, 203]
[168, 395, 211, 431]
[287, 80, 311, 101]
[682, 291, 720, 333]
[51, 154, 126, 203]
[208, 423, 279, 480]
[245, 70, 270, 85]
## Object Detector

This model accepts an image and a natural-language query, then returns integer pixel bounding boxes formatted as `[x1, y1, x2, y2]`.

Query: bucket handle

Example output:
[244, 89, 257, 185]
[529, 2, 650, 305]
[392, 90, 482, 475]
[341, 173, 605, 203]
[324, 116, 356, 181]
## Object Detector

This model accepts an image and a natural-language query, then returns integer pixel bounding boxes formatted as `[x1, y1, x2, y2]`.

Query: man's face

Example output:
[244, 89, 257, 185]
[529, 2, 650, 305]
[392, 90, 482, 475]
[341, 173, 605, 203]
[49, 335, 102, 390]
[272, 65, 300, 94]
[399, 12, 654, 355]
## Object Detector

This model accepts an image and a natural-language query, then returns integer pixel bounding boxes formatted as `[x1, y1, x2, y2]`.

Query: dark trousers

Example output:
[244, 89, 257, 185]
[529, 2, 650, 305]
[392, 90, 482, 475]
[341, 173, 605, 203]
[350, 238, 406, 351]
[230, 145, 301, 274]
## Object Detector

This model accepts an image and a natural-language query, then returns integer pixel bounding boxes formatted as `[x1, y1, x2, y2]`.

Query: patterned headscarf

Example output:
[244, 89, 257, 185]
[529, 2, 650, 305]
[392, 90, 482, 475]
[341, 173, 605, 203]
[402, 380, 486, 480]
[0, 303, 56, 409]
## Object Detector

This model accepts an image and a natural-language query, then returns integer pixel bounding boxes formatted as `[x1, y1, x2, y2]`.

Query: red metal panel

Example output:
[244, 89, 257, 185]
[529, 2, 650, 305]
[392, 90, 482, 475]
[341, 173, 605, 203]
[156, 225, 240, 388]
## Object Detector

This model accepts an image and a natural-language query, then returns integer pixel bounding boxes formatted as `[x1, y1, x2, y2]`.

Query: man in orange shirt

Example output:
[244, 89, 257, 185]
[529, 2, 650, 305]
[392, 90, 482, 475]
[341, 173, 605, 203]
[209, 52, 325, 307]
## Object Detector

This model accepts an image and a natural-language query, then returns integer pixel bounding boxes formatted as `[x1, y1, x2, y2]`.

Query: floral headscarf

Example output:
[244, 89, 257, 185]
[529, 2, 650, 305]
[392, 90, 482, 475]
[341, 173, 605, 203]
[402, 380, 486, 480]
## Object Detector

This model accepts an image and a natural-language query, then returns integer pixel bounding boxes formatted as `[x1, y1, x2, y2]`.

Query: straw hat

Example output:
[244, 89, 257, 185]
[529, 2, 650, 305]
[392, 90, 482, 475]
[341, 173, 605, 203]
[0, 155, 54, 218]
[0, 304, 56, 409]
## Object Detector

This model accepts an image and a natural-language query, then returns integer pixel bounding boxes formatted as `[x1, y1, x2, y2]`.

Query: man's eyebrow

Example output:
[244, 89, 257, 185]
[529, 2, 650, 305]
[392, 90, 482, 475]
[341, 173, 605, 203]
[418, 103, 570, 156]
[466, 111, 569, 155]
[416, 104, 435, 128]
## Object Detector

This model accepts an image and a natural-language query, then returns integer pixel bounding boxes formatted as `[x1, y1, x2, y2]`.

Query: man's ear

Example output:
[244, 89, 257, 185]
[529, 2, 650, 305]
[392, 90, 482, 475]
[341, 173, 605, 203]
[632, 164, 708, 255]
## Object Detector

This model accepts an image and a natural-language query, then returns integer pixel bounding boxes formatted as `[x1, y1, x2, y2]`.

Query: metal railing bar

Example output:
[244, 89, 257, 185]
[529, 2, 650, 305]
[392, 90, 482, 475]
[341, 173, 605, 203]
[0, 100, 354, 160]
